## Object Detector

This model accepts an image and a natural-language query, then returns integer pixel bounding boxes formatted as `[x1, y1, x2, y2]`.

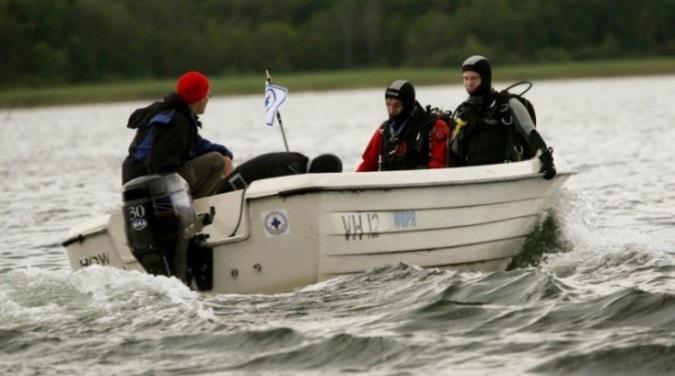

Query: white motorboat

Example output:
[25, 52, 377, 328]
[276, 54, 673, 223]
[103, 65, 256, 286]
[63, 157, 572, 294]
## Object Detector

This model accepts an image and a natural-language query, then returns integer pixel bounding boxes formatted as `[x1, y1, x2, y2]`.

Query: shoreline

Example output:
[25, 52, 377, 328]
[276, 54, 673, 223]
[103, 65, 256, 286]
[1, 57, 674, 109]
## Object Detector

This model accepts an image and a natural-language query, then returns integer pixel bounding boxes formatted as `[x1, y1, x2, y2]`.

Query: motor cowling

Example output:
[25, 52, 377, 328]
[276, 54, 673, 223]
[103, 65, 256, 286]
[122, 173, 195, 281]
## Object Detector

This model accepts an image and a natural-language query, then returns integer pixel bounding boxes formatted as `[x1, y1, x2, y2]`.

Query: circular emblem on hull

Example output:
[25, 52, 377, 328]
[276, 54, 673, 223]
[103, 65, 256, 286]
[263, 210, 289, 236]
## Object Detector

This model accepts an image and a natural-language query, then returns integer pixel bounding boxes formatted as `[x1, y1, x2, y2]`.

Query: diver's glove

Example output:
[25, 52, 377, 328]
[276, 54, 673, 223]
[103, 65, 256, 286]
[538, 147, 557, 180]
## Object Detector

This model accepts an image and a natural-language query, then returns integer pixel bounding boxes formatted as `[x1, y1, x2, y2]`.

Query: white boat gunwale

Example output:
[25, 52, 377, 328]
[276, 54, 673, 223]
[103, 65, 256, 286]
[249, 167, 573, 200]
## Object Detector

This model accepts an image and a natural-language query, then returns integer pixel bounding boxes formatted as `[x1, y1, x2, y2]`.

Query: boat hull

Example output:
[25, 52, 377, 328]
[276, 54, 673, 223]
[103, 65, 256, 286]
[63, 159, 571, 294]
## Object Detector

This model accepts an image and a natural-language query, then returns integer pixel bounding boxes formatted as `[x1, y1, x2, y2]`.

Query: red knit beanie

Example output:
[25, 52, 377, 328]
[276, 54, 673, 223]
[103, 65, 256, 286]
[176, 71, 210, 104]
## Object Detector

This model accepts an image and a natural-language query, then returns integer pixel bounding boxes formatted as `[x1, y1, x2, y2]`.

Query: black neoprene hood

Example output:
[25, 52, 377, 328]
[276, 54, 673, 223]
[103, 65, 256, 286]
[385, 80, 416, 110]
[462, 55, 492, 96]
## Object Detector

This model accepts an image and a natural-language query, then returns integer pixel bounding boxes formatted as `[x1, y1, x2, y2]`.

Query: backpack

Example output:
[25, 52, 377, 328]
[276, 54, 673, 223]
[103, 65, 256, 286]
[125, 100, 167, 156]
[425, 105, 454, 128]
[498, 81, 539, 159]
[127, 101, 165, 129]
[498, 81, 536, 126]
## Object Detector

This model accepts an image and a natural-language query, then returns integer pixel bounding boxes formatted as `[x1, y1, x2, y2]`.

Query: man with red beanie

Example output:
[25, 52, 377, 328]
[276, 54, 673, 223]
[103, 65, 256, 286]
[122, 71, 234, 198]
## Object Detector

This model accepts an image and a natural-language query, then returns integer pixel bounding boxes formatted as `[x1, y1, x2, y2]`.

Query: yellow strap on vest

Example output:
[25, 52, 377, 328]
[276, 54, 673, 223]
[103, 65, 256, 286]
[452, 117, 466, 140]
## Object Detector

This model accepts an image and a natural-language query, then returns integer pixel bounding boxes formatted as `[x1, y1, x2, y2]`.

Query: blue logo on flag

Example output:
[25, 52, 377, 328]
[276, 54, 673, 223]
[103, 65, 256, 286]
[265, 83, 288, 127]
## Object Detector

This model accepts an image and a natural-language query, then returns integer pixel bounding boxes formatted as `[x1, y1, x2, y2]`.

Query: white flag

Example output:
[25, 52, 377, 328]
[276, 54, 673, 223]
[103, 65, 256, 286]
[265, 82, 288, 127]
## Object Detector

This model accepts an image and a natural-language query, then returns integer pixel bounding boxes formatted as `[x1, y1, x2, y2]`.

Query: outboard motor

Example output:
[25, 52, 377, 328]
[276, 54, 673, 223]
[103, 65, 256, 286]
[122, 173, 195, 282]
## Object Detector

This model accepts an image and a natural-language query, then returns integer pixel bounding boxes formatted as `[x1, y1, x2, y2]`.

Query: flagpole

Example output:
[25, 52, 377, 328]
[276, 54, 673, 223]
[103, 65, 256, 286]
[266, 70, 289, 152]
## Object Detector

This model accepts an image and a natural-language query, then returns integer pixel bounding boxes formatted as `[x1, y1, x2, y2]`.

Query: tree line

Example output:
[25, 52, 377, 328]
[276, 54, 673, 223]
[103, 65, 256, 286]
[1, 0, 674, 88]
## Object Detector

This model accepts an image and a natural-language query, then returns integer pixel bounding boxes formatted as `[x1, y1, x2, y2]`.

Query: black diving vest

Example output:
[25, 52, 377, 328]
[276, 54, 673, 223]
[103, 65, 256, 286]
[451, 92, 534, 166]
[379, 106, 437, 171]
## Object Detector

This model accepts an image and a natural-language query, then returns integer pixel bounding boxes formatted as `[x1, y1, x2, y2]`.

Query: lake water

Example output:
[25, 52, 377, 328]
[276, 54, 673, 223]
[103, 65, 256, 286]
[1, 76, 674, 375]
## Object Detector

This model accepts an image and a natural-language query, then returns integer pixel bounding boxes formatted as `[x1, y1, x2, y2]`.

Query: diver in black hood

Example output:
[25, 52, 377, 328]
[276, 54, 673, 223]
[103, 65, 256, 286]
[356, 80, 450, 171]
[462, 55, 497, 103]
[451, 55, 556, 179]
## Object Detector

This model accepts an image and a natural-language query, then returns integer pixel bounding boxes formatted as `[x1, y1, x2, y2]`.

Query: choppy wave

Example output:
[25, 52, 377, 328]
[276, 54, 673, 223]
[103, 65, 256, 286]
[2, 248, 673, 375]
[531, 344, 675, 375]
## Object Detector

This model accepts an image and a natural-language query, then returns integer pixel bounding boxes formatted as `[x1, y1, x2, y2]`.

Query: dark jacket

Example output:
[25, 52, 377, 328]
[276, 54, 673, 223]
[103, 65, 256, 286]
[451, 90, 512, 166]
[451, 87, 557, 179]
[122, 93, 232, 184]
